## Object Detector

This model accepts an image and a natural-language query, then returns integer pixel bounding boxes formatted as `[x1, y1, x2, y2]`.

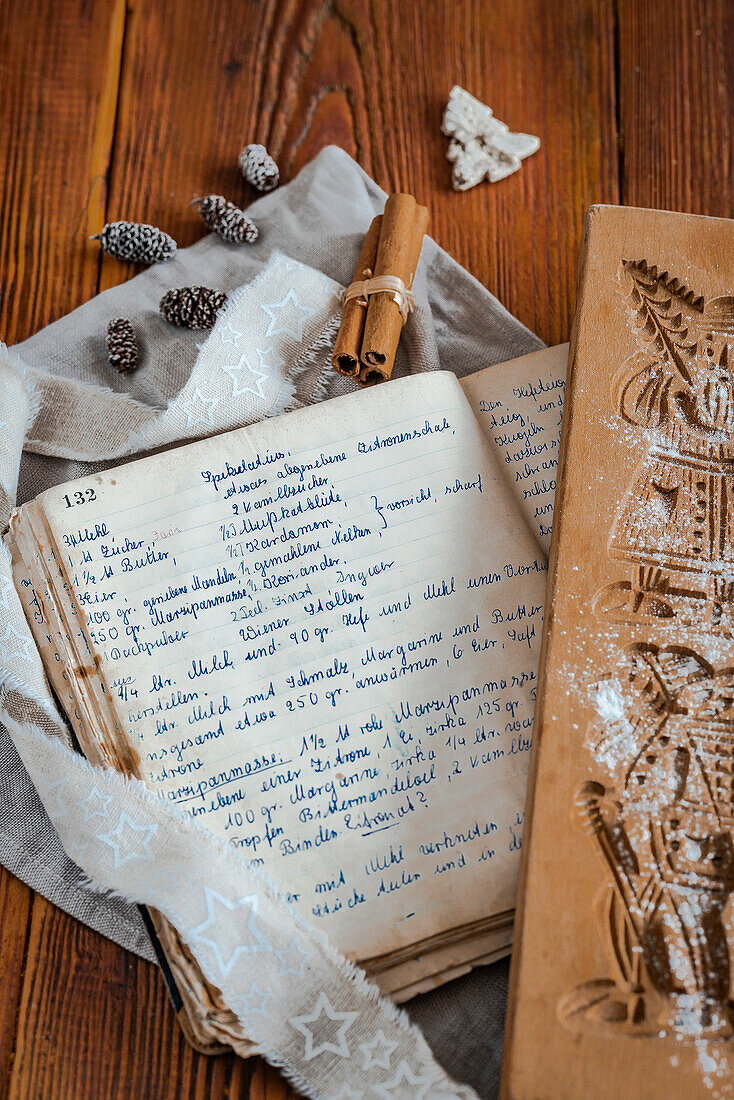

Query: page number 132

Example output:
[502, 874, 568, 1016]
[63, 488, 97, 508]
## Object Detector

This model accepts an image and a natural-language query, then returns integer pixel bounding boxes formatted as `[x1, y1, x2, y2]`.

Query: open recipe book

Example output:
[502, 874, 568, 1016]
[7, 344, 566, 1054]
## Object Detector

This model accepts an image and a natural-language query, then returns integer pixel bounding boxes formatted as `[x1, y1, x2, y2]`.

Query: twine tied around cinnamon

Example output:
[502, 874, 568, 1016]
[342, 273, 416, 323]
[332, 194, 429, 387]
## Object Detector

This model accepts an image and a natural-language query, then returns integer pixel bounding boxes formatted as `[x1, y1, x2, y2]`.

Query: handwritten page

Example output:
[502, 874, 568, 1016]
[38, 372, 547, 960]
[460, 344, 568, 555]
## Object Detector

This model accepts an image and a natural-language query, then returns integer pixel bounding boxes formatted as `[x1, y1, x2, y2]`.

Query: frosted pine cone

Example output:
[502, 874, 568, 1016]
[238, 143, 279, 191]
[191, 195, 258, 243]
[159, 286, 227, 329]
[106, 318, 139, 374]
[92, 221, 177, 264]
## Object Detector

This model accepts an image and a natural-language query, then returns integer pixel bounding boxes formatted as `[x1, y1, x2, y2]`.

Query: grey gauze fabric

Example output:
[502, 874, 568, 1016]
[5, 145, 542, 1097]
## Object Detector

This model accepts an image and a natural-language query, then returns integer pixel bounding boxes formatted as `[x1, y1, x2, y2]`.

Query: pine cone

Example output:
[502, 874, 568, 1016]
[191, 195, 258, 243]
[106, 318, 139, 374]
[159, 286, 227, 329]
[92, 221, 177, 264]
[238, 143, 279, 191]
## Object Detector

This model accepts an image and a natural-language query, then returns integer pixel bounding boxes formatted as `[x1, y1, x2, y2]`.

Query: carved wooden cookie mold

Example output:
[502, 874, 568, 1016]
[594, 261, 734, 633]
[560, 644, 734, 1039]
[561, 260, 734, 1042]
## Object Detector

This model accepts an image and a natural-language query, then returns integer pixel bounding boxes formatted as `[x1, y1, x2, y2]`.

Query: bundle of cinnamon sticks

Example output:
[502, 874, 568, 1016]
[332, 193, 429, 386]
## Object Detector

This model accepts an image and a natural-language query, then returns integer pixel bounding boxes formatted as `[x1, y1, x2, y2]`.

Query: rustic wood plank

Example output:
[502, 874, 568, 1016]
[0, 1, 125, 1095]
[6, 893, 255, 1100]
[321, 0, 620, 346]
[0, 0, 126, 341]
[98, 0, 618, 343]
[0, 870, 32, 1095]
[617, 0, 734, 217]
[3, 0, 729, 1096]
[97, 0, 288, 292]
[305, 0, 611, 347]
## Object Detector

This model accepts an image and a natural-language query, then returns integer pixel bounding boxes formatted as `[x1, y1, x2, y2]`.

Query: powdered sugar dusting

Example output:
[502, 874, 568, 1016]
[553, 261, 734, 1090]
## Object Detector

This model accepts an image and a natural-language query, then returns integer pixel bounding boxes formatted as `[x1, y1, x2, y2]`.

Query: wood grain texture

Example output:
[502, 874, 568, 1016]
[0, 0, 125, 341]
[617, 0, 734, 216]
[0, 868, 31, 1090]
[501, 204, 734, 1100]
[0, 0, 730, 1096]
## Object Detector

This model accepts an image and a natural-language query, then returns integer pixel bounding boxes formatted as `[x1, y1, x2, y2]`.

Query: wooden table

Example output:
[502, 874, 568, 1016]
[0, 1, 731, 1096]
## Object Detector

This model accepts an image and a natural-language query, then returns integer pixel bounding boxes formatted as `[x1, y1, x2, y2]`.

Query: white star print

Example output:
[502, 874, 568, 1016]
[188, 887, 270, 978]
[122, 427, 149, 453]
[372, 1060, 435, 1098]
[359, 1029, 397, 1070]
[219, 322, 244, 347]
[275, 936, 311, 978]
[0, 621, 35, 662]
[261, 290, 315, 340]
[179, 388, 219, 428]
[97, 812, 158, 868]
[327, 1088, 363, 1100]
[279, 257, 303, 273]
[221, 353, 270, 400]
[238, 981, 271, 1019]
[318, 273, 341, 300]
[256, 345, 285, 373]
[35, 775, 71, 822]
[79, 786, 113, 822]
[289, 992, 358, 1061]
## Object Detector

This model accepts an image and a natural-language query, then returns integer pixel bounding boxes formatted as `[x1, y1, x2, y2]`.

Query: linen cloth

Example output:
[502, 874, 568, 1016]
[0, 265, 482, 1100]
[2, 146, 542, 1097]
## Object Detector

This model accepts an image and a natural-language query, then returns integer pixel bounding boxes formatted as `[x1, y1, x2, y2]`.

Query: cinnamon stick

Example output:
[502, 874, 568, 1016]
[358, 194, 429, 386]
[331, 215, 382, 378]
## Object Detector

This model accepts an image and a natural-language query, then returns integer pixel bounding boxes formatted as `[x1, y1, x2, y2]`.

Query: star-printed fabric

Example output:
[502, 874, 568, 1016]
[1, 146, 543, 1097]
[0, 251, 478, 1098]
